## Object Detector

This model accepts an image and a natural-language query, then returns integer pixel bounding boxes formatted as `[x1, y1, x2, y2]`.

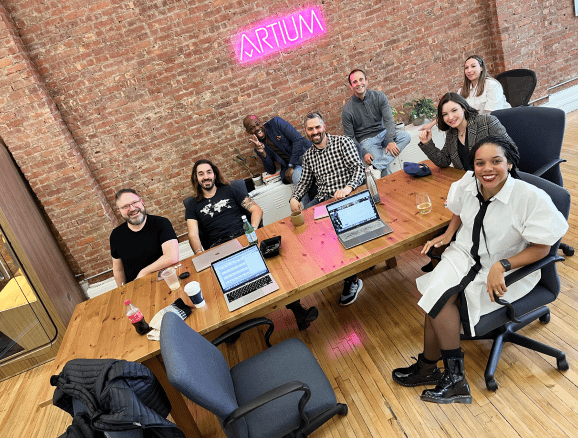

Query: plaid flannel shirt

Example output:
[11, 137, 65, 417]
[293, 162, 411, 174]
[292, 133, 365, 202]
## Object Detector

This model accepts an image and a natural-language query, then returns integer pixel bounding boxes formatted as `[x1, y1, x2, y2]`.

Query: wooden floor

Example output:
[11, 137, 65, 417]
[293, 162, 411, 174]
[2, 111, 578, 437]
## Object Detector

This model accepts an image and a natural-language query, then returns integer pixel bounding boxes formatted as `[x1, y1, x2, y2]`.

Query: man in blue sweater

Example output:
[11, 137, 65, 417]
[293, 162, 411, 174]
[342, 69, 411, 177]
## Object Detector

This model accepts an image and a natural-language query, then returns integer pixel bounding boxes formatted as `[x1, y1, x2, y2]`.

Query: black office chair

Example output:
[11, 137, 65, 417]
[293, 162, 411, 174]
[495, 69, 537, 107]
[462, 172, 570, 391]
[492, 106, 573, 255]
[160, 312, 347, 438]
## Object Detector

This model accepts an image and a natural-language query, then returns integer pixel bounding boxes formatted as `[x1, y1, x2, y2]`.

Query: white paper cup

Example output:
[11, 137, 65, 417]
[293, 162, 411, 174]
[184, 281, 205, 308]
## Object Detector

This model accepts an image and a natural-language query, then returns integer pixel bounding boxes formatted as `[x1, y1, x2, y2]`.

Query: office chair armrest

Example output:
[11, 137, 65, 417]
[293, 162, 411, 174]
[212, 317, 274, 347]
[503, 255, 563, 287]
[494, 254, 564, 323]
[223, 381, 311, 429]
[533, 158, 566, 178]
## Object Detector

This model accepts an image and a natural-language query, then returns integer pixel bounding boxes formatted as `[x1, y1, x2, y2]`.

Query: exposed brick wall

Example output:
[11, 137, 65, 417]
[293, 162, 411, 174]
[492, 0, 578, 99]
[0, 0, 576, 279]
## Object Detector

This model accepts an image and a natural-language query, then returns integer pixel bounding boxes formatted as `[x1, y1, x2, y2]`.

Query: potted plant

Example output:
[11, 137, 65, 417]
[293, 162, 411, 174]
[232, 148, 262, 187]
[392, 107, 405, 131]
[404, 98, 436, 126]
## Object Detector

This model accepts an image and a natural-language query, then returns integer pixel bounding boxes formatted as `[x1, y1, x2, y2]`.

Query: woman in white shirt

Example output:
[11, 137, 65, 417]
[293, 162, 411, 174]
[458, 55, 511, 114]
[392, 136, 568, 405]
[421, 55, 511, 132]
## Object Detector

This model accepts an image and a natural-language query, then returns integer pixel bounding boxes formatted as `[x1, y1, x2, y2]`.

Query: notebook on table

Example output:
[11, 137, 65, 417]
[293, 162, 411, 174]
[192, 239, 242, 272]
[325, 190, 393, 249]
[211, 244, 279, 312]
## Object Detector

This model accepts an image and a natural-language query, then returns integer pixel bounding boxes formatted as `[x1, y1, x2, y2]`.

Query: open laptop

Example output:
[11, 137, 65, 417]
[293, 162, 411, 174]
[192, 239, 242, 272]
[211, 244, 279, 312]
[325, 190, 393, 249]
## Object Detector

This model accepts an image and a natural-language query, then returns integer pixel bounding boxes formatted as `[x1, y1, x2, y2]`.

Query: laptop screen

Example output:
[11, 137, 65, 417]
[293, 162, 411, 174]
[212, 245, 269, 293]
[326, 190, 379, 234]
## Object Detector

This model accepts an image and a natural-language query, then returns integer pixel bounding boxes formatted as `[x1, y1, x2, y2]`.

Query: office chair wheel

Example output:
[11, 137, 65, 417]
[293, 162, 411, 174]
[561, 243, 574, 256]
[485, 378, 498, 392]
[539, 312, 551, 324]
[557, 357, 569, 371]
[339, 403, 348, 416]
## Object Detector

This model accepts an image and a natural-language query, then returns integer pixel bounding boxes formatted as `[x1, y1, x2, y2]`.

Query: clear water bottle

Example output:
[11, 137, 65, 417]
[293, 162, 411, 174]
[125, 299, 151, 335]
[365, 168, 381, 203]
[242, 215, 258, 245]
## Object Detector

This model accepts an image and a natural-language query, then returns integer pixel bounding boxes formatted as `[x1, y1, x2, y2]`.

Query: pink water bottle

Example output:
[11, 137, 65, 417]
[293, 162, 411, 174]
[124, 299, 151, 335]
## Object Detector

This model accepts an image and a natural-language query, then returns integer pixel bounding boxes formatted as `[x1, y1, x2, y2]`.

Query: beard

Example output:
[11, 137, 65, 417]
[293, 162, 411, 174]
[125, 207, 146, 226]
[200, 178, 215, 191]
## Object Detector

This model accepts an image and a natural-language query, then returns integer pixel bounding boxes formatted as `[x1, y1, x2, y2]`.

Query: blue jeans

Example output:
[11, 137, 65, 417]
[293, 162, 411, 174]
[361, 129, 411, 176]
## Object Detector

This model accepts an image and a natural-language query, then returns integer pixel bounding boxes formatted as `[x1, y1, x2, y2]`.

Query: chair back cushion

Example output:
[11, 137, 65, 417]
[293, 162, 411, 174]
[495, 69, 537, 107]
[492, 106, 565, 186]
[160, 312, 239, 420]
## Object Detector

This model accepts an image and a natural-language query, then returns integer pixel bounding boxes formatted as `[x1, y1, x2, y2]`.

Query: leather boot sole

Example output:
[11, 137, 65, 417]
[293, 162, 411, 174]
[420, 393, 472, 404]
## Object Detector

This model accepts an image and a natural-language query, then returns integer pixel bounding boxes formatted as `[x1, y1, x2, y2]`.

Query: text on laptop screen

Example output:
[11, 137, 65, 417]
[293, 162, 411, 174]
[212, 245, 268, 292]
[327, 191, 379, 233]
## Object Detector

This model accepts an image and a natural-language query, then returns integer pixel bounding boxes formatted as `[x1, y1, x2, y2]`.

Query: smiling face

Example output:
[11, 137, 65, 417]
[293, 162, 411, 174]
[116, 192, 146, 226]
[441, 100, 467, 131]
[349, 70, 367, 98]
[305, 117, 326, 146]
[464, 57, 482, 86]
[473, 143, 512, 198]
[196, 163, 216, 192]
[244, 116, 266, 140]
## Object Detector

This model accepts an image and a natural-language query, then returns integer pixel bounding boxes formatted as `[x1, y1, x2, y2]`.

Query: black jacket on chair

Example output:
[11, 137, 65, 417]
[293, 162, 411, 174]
[51, 358, 184, 438]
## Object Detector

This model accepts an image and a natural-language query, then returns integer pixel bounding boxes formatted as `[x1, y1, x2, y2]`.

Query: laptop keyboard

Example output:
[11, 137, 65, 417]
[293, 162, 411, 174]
[227, 276, 273, 303]
[342, 221, 383, 239]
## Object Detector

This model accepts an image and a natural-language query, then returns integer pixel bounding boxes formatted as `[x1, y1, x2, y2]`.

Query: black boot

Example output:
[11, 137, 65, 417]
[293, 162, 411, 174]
[289, 303, 319, 331]
[392, 353, 443, 387]
[420, 356, 472, 404]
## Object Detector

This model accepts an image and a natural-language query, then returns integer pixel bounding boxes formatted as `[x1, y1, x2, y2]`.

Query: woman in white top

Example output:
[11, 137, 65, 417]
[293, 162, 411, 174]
[458, 55, 511, 114]
[392, 136, 568, 405]
[421, 55, 511, 131]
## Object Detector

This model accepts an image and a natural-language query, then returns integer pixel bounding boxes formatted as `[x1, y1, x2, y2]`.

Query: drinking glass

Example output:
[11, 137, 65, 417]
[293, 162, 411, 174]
[416, 193, 432, 214]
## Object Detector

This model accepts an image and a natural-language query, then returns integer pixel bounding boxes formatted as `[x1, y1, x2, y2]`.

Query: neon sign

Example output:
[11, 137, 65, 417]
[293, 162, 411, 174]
[234, 7, 326, 64]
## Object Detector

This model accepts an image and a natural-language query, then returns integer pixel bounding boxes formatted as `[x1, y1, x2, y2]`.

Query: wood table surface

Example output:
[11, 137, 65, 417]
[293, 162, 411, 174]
[39, 162, 464, 437]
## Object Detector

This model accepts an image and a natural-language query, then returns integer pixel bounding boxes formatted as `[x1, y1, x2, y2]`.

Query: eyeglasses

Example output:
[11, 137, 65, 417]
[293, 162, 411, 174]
[117, 199, 142, 212]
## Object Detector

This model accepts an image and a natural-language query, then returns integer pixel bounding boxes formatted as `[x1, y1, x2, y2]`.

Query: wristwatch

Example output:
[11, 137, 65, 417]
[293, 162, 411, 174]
[499, 259, 511, 272]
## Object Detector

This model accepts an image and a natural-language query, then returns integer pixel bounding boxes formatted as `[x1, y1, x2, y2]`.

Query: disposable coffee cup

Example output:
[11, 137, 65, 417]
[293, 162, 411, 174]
[290, 211, 305, 226]
[161, 267, 180, 291]
[184, 281, 205, 308]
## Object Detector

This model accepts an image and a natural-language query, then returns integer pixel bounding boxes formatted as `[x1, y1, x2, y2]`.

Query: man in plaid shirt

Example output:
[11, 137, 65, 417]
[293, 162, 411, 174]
[289, 112, 366, 306]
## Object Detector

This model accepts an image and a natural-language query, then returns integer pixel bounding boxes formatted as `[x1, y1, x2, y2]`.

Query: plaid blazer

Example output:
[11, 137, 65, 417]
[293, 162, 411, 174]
[418, 114, 512, 170]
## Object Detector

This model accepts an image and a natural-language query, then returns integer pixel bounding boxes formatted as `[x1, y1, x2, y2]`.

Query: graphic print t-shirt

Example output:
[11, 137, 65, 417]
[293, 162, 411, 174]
[185, 185, 246, 246]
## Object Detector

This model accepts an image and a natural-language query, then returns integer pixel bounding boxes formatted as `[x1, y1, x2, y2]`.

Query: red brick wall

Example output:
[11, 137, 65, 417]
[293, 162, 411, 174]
[0, 0, 576, 279]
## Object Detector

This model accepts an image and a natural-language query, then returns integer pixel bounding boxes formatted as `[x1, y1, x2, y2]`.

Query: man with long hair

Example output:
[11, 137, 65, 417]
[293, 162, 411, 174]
[185, 159, 318, 330]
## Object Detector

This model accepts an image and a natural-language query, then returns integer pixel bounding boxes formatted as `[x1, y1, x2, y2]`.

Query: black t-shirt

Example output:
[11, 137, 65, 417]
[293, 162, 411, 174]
[185, 186, 246, 247]
[110, 215, 177, 283]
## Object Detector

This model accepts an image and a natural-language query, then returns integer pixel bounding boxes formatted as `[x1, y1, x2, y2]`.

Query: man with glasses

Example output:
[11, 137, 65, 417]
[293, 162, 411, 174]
[110, 188, 179, 287]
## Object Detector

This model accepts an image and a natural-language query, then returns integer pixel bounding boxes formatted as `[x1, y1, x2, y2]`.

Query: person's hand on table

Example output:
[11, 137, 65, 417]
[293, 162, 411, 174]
[385, 142, 400, 157]
[364, 153, 374, 165]
[421, 235, 447, 255]
[334, 186, 353, 200]
[486, 262, 507, 303]
[290, 197, 302, 213]
[419, 129, 432, 144]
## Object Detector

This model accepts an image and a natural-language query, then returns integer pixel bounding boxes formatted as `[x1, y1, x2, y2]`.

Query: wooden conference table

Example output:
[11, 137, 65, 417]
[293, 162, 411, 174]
[39, 162, 464, 437]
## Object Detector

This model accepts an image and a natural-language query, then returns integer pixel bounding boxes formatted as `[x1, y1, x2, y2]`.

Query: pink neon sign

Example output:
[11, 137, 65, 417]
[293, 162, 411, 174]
[233, 7, 327, 64]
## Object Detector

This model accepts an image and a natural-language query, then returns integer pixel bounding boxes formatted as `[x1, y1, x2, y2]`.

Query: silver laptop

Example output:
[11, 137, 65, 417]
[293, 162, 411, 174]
[211, 244, 279, 312]
[192, 239, 242, 272]
[326, 190, 393, 249]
